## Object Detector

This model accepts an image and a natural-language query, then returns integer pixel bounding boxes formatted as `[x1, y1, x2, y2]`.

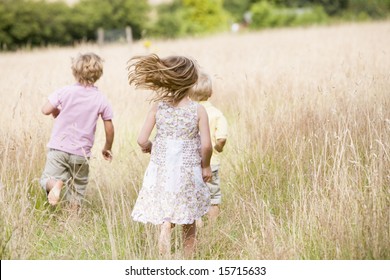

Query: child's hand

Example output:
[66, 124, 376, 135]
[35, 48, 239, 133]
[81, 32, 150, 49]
[202, 166, 212, 183]
[51, 108, 61, 118]
[102, 149, 113, 162]
[141, 146, 152, 153]
[140, 141, 152, 153]
[214, 138, 226, 153]
[214, 145, 223, 153]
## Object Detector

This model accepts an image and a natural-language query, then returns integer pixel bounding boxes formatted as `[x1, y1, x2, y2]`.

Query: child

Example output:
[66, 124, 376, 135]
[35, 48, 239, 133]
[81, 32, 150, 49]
[40, 52, 114, 211]
[189, 72, 228, 224]
[128, 54, 212, 259]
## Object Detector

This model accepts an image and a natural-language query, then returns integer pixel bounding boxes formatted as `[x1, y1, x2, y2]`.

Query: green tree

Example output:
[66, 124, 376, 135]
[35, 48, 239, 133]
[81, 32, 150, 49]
[250, 1, 328, 29]
[0, 0, 15, 48]
[5, 1, 62, 47]
[348, 0, 390, 18]
[150, 1, 185, 38]
[73, 0, 150, 40]
[37, 1, 74, 45]
[309, 0, 349, 15]
[181, 0, 229, 34]
[150, 0, 228, 38]
[223, 0, 255, 21]
[0, 0, 73, 49]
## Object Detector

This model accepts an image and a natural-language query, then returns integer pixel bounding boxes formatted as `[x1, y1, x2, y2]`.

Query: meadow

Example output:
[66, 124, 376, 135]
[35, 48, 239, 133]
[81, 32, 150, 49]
[0, 21, 389, 260]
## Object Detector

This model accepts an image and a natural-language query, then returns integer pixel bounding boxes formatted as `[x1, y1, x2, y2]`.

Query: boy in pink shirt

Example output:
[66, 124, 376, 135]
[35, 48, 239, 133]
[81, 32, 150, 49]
[40, 52, 114, 211]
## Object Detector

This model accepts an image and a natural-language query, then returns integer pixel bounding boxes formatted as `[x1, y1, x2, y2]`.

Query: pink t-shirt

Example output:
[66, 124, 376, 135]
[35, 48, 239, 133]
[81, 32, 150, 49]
[47, 84, 113, 157]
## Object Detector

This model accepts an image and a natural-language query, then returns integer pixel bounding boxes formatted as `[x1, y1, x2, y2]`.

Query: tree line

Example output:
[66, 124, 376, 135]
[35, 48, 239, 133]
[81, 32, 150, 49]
[0, 0, 389, 50]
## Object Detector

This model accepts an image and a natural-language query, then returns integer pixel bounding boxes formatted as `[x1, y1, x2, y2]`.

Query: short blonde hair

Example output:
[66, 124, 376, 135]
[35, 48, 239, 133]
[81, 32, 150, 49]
[71, 53, 103, 86]
[189, 71, 212, 102]
[127, 54, 199, 104]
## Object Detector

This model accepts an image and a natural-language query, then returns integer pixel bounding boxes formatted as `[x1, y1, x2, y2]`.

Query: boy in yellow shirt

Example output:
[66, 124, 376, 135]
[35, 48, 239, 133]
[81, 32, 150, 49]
[190, 72, 228, 223]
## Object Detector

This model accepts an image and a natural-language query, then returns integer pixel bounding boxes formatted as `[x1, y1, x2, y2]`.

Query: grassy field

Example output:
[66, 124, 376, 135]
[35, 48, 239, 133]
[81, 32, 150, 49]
[0, 21, 389, 260]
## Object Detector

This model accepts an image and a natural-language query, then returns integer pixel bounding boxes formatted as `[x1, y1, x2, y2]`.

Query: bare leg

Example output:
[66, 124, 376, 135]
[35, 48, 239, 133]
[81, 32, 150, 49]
[159, 221, 172, 258]
[183, 222, 196, 259]
[196, 218, 204, 228]
[46, 179, 63, 206]
[208, 205, 220, 224]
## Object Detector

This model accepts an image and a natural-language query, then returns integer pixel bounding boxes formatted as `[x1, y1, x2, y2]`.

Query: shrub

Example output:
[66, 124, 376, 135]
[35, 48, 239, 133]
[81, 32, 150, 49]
[291, 6, 328, 26]
[250, 1, 328, 29]
[149, 0, 229, 38]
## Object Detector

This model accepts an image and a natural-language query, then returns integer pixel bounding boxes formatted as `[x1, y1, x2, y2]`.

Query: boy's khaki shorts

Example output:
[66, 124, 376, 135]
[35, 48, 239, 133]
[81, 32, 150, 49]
[40, 149, 89, 205]
[207, 165, 221, 205]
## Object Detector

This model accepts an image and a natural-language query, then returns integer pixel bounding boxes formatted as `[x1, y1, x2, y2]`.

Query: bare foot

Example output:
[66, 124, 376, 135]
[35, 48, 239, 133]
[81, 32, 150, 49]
[48, 180, 63, 206]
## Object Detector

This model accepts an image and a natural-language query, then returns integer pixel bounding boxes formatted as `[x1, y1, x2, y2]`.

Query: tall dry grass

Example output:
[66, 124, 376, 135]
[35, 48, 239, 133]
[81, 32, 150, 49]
[0, 22, 389, 260]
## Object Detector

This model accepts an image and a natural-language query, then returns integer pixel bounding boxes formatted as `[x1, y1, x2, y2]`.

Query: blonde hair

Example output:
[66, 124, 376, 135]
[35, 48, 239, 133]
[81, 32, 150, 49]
[189, 71, 212, 102]
[71, 53, 103, 86]
[127, 54, 199, 103]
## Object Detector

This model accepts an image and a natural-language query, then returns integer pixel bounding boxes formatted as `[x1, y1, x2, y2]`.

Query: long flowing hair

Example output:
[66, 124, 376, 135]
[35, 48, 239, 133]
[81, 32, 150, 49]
[127, 54, 199, 103]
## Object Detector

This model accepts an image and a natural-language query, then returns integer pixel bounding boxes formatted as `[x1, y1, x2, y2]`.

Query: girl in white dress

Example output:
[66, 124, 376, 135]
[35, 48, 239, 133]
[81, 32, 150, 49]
[127, 54, 212, 258]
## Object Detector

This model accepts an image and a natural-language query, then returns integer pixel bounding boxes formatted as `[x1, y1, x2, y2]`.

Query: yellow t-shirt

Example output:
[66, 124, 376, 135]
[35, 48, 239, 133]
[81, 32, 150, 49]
[199, 101, 228, 166]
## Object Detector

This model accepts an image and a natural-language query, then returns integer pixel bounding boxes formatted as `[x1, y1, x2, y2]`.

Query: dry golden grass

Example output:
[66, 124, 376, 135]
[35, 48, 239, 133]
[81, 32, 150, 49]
[0, 21, 389, 260]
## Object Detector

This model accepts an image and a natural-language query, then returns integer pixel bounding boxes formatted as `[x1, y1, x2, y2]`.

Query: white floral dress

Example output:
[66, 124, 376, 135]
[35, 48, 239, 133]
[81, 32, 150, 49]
[131, 101, 210, 225]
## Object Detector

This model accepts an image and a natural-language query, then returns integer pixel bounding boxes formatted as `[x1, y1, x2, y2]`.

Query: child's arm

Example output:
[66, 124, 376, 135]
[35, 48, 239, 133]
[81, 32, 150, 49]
[102, 120, 114, 161]
[137, 104, 157, 153]
[198, 105, 213, 182]
[41, 101, 60, 118]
